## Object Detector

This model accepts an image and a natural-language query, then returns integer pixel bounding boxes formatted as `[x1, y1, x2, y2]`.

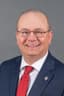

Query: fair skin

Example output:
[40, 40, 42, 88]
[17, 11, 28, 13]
[16, 11, 53, 64]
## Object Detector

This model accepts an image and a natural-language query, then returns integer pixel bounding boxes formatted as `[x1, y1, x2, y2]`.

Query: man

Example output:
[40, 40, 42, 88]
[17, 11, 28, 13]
[0, 9, 64, 96]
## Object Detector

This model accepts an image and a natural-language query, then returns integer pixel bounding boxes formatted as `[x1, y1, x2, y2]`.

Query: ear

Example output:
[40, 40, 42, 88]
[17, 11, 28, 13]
[48, 31, 53, 45]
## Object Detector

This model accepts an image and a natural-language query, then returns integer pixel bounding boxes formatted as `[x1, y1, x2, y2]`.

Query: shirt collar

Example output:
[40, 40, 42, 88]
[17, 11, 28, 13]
[20, 51, 48, 72]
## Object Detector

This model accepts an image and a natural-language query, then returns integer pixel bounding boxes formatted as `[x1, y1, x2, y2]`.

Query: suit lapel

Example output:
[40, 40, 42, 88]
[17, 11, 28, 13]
[29, 52, 55, 96]
[9, 53, 55, 96]
[9, 56, 21, 96]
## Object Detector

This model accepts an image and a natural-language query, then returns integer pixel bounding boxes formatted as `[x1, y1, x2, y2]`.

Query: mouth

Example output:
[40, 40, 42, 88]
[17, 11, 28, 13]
[25, 43, 41, 48]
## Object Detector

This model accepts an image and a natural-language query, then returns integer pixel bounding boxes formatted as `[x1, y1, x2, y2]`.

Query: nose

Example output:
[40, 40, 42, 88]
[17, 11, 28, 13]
[27, 32, 37, 41]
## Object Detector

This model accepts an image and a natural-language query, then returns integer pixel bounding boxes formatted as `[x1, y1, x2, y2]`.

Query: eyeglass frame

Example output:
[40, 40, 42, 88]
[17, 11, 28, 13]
[16, 28, 51, 38]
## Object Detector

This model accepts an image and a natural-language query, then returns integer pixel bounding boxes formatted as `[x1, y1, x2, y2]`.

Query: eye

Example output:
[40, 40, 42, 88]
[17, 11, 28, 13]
[22, 31, 29, 34]
[35, 31, 42, 34]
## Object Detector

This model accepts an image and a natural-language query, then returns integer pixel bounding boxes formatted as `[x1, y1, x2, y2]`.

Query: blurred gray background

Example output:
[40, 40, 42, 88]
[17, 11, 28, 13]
[0, 0, 64, 63]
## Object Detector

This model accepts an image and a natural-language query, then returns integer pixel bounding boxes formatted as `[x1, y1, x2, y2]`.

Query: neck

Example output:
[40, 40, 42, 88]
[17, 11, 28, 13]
[23, 52, 48, 65]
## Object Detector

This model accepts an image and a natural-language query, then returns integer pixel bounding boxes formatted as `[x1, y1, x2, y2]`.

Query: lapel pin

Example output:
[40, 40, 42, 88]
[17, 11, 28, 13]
[44, 76, 48, 81]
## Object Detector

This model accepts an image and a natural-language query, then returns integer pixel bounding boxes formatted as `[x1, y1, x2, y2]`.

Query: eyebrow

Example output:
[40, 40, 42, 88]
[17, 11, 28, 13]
[17, 28, 47, 31]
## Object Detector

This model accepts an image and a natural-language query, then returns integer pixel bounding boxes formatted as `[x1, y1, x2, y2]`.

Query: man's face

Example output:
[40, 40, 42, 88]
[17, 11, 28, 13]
[16, 12, 53, 58]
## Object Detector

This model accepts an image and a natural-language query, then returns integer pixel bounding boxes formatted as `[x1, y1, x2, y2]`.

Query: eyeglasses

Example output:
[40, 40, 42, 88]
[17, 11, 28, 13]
[17, 29, 50, 38]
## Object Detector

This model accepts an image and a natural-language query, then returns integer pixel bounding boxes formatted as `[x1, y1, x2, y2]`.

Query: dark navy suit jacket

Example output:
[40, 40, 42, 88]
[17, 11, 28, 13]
[0, 52, 64, 96]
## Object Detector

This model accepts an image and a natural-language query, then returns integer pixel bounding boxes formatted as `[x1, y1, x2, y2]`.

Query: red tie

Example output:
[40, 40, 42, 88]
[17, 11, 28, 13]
[16, 66, 33, 96]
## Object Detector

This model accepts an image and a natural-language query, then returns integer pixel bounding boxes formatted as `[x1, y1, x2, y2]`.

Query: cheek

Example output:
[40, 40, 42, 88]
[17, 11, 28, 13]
[16, 36, 26, 47]
[39, 37, 47, 44]
[40, 36, 51, 47]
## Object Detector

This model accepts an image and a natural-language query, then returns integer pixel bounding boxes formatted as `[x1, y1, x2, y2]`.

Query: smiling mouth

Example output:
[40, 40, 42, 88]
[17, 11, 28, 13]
[25, 43, 41, 48]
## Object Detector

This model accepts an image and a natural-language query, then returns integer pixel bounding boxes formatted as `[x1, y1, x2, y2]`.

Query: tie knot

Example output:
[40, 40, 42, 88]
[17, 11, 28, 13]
[24, 66, 33, 74]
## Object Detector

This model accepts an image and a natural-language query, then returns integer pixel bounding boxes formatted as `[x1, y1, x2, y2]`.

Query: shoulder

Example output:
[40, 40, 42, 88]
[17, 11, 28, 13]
[48, 52, 64, 71]
[0, 56, 21, 71]
[53, 56, 64, 68]
[51, 55, 64, 74]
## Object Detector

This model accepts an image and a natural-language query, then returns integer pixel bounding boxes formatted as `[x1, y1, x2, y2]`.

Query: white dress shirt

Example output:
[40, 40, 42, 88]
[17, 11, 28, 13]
[19, 52, 48, 96]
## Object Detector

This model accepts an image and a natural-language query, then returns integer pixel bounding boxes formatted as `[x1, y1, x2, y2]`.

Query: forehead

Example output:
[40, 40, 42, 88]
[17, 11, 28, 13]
[17, 12, 49, 30]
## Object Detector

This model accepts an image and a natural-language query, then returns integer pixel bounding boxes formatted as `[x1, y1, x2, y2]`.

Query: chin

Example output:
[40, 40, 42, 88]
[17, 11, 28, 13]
[25, 52, 40, 56]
